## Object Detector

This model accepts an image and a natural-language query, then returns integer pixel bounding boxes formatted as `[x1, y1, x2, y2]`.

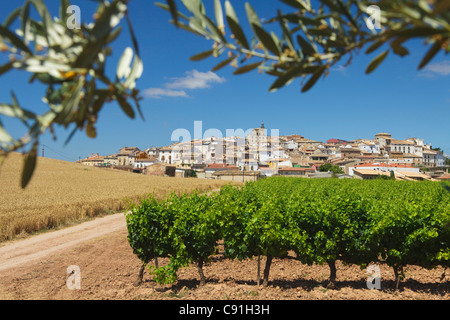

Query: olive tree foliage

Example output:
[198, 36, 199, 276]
[160, 0, 449, 91]
[0, 0, 143, 188]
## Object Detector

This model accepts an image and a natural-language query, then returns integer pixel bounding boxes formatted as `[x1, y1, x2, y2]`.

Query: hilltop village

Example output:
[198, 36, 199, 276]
[78, 123, 449, 182]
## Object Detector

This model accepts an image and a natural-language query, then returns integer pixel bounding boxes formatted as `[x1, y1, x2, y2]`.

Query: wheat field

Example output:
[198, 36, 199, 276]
[0, 153, 234, 242]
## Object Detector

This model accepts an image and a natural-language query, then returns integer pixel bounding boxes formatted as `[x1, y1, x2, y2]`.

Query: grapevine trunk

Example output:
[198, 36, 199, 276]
[263, 255, 273, 287]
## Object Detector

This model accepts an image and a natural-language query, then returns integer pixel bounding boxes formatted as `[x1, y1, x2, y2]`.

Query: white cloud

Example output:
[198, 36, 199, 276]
[166, 70, 226, 90]
[419, 60, 450, 78]
[332, 65, 347, 74]
[144, 70, 226, 99]
[143, 88, 188, 99]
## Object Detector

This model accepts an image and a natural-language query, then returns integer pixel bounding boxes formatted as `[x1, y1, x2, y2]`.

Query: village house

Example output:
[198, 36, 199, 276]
[280, 139, 299, 152]
[309, 150, 330, 163]
[144, 162, 173, 176]
[267, 158, 292, 170]
[388, 151, 413, 165]
[81, 153, 104, 167]
[145, 147, 159, 158]
[134, 151, 157, 169]
[353, 168, 434, 181]
[158, 145, 175, 165]
[117, 153, 135, 167]
[389, 152, 423, 166]
[278, 167, 316, 177]
[423, 150, 437, 167]
[353, 139, 381, 154]
[238, 158, 259, 171]
[374, 133, 392, 148]
[205, 163, 238, 173]
[348, 163, 420, 177]
[212, 170, 260, 182]
[340, 147, 362, 159]
[388, 139, 417, 154]
[196, 163, 239, 179]
[116, 147, 140, 167]
[353, 169, 391, 180]
[104, 154, 118, 166]
[395, 171, 436, 181]
[422, 150, 445, 167]
[246, 122, 267, 147]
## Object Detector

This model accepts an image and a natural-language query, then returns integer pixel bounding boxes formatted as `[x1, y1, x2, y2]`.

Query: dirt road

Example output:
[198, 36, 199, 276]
[0, 188, 223, 272]
[0, 210, 448, 300]
[0, 213, 127, 272]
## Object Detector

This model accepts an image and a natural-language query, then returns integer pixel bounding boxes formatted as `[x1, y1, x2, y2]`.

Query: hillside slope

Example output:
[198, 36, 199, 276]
[0, 153, 230, 242]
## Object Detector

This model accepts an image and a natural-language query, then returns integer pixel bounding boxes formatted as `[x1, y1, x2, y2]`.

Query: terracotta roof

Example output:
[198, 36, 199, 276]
[136, 157, 156, 162]
[375, 133, 392, 136]
[390, 139, 415, 145]
[278, 167, 315, 172]
[395, 175, 415, 181]
[207, 163, 238, 169]
[341, 148, 361, 152]
[269, 158, 290, 162]
[212, 170, 259, 176]
[353, 169, 390, 176]
[311, 151, 329, 157]
[402, 153, 422, 158]
[396, 171, 432, 180]
[354, 163, 414, 168]
[207, 163, 226, 168]
[356, 155, 376, 158]
[84, 155, 104, 161]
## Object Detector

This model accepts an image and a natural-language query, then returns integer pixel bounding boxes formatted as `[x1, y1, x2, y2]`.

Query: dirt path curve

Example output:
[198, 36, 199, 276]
[0, 189, 222, 273]
[0, 213, 127, 272]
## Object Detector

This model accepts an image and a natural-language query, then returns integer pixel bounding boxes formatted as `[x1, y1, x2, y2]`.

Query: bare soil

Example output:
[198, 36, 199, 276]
[0, 213, 448, 300]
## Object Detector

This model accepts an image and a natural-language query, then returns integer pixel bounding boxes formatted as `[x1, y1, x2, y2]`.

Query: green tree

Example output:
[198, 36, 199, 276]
[319, 162, 344, 174]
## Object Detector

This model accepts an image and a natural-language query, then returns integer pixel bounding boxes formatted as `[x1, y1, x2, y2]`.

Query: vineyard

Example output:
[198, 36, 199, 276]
[125, 177, 450, 290]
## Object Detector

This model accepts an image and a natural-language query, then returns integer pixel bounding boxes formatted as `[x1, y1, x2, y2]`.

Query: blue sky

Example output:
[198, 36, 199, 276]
[0, 0, 449, 161]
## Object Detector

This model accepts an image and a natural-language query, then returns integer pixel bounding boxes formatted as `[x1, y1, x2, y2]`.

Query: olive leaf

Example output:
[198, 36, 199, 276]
[233, 61, 264, 75]
[418, 38, 447, 70]
[366, 50, 389, 74]
[301, 65, 327, 93]
[190, 49, 214, 61]
[21, 143, 38, 189]
[225, 0, 250, 49]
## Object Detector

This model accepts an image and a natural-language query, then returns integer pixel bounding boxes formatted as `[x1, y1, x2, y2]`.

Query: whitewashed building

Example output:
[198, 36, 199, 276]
[348, 163, 420, 176]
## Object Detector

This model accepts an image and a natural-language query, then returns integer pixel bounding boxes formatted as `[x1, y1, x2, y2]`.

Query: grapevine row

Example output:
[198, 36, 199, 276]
[125, 177, 450, 289]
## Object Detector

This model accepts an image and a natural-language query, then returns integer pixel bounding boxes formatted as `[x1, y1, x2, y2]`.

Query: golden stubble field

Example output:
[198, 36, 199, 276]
[0, 152, 234, 242]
